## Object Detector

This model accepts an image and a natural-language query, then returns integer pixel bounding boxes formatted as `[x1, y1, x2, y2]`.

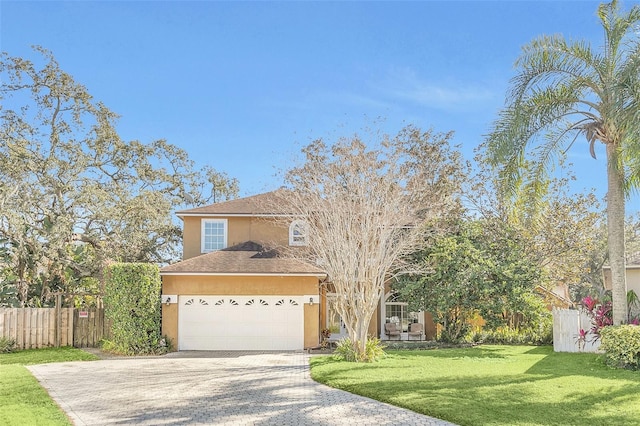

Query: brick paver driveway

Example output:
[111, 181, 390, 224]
[28, 351, 456, 426]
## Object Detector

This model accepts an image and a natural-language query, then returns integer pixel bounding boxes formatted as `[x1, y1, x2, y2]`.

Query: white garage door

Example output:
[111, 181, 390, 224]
[178, 295, 304, 350]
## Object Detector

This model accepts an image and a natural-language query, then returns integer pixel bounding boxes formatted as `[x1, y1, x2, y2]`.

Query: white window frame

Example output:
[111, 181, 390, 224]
[289, 220, 308, 246]
[201, 219, 228, 253]
[384, 292, 421, 333]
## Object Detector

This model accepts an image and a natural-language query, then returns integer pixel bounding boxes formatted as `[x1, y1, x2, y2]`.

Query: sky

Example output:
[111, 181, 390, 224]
[1, 0, 639, 213]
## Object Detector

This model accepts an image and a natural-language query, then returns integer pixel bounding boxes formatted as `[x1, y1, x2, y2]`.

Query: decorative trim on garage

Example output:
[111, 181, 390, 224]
[178, 295, 305, 350]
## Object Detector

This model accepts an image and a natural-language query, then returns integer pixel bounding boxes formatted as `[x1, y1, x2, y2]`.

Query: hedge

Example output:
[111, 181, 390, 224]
[600, 324, 640, 370]
[103, 263, 167, 355]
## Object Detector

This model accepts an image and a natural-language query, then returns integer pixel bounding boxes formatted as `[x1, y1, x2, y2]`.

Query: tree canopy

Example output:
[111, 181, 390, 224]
[276, 125, 466, 360]
[485, 0, 640, 324]
[394, 219, 544, 342]
[0, 47, 238, 307]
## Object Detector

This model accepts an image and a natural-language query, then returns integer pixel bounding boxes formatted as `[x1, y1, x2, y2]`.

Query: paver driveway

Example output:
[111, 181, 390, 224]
[28, 351, 456, 426]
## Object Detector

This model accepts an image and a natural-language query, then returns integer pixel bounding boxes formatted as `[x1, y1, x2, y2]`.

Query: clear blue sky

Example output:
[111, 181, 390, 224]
[1, 0, 639, 212]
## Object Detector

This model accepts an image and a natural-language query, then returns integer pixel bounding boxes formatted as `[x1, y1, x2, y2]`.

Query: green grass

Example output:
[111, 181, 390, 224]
[310, 345, 640, 426]
[0, 347, 98, 426]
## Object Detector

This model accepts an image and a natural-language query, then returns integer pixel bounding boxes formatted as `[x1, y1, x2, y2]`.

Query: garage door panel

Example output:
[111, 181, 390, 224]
[178, 295, 304, 350]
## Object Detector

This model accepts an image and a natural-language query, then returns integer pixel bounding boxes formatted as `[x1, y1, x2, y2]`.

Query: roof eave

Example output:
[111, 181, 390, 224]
[160, 271, 327, 277]
[176, 213, 297, 218]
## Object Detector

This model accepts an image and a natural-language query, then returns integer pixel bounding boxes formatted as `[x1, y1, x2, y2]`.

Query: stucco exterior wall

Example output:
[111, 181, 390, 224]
[182, 216, 289, 260]
[604, 267, 640, 318]
[161, 274, 320, 348]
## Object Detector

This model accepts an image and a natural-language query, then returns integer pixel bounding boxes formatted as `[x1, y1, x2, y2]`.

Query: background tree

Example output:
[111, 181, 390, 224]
[0, 47, 238, 307]
[394, 219, 544, 342]
[485, 1, 640, 324]
[277, 125, 465, 360]
[467, 156, 604, 302]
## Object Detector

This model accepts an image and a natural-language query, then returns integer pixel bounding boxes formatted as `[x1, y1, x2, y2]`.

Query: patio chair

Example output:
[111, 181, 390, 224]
[384, 322, 401, 340]
[407, 322, 424, 341]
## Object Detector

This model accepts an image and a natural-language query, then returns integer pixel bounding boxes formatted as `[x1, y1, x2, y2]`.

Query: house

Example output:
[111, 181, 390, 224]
[602, 255, 640, 318]
[160, 191, 436, 351]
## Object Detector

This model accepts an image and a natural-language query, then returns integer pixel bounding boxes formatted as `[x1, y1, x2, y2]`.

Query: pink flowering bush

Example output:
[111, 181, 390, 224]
[590, 301, 613, 338]
[577, 294, 640, 349]
[577, 296, 613, 348]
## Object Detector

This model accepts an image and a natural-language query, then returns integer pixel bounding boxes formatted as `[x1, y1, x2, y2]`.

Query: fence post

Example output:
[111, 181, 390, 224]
[55, 293, 62, 347]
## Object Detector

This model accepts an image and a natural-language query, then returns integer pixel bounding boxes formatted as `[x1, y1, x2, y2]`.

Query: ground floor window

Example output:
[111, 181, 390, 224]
[385, 294, 420, 333]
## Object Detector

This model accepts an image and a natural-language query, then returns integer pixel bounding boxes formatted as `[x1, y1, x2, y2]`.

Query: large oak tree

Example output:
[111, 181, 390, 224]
[0, 47, 238, 306]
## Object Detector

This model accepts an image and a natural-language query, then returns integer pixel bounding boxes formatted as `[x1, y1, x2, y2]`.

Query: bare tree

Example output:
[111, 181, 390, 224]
[277, 125, 465, 360]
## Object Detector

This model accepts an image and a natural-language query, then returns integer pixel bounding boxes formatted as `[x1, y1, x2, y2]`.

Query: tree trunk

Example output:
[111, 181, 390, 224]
[606, 143, 628, 325]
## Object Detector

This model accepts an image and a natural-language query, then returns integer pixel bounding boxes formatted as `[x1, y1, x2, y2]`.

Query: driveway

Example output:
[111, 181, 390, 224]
[28, 351, 456, 426]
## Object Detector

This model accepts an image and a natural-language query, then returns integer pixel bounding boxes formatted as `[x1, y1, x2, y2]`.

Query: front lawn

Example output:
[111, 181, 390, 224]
[0, 347, 98, 426]
[310, 345, 640, 426]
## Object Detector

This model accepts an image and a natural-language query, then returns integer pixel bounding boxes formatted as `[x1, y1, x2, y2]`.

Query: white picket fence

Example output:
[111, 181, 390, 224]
[552, 308, 600, 353]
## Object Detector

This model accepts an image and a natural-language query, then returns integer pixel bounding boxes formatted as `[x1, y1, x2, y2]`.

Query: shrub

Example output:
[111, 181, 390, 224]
[334, 337, 386, 362]
[466, 324, 552, 346]
[600, 325, 640, 370]
[580, 295, 613, 343]
[0, 336, 16, 353]
[103, 263, 166, 355]
[384, 340, 442, 350]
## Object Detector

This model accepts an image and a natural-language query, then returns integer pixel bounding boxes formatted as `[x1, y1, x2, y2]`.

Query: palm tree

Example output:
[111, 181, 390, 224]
[486, 0, 640, 324]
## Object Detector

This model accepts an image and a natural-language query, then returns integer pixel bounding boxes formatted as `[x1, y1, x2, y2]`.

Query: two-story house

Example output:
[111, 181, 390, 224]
[161, 191, 436, 351]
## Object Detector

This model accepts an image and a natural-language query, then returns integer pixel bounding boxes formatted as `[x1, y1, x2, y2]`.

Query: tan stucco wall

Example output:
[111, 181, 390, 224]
[304, 303, 320, 348]
[629, 270, 640, 299]
[161, 274, 320, 349]
[182, 216, 289, 260]
[604, 268, 640, 318]
[603, 268, 640, 295]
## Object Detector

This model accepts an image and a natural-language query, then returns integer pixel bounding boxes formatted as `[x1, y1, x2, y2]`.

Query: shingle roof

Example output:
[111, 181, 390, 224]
[160, 241, 325, 276]
[176, 191, 290, 216]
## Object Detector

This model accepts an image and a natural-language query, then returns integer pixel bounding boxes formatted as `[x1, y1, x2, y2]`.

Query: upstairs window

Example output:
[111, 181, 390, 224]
[201, 219, 228, 252]
[289, 220, 308, 246]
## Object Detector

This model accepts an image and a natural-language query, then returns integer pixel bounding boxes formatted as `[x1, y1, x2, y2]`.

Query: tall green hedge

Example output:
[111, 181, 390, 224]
[103, 263, 166, 355]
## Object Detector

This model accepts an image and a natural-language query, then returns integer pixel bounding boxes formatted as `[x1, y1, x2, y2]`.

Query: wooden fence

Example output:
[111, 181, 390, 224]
[552, 308, 600, 353]
[73, 308, 111, 348]
[0, 307, 110, 350]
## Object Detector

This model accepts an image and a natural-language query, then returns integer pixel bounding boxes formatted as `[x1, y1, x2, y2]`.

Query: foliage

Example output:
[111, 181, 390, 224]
[395, 219, 544, 342]
[0, 47, 238, 307]
[320, 328, 331, 349]
[600, 325, 640, 370]
[102, 263, 166, 355]
[0, 337, 16, 353]
[310, 345, 640, 426]
[333, 337, 386, 363]
[578, 292, 640, 351]
[466, 325, 552, 346]
[276, 124, 466, 361]
[485, 0, 640, 325]
[467, 159, 604, 300]
[628, 288, 640, 320]
[381, 340, 446, 350]
[580, 295, 614, 346]
[0, 347, 96, 426]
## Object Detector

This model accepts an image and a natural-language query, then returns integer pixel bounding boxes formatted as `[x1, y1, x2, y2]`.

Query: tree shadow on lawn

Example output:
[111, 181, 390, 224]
[324, 370, 640, 426]
[312, 347, 640, 425]
[522, 346, 638, 380]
